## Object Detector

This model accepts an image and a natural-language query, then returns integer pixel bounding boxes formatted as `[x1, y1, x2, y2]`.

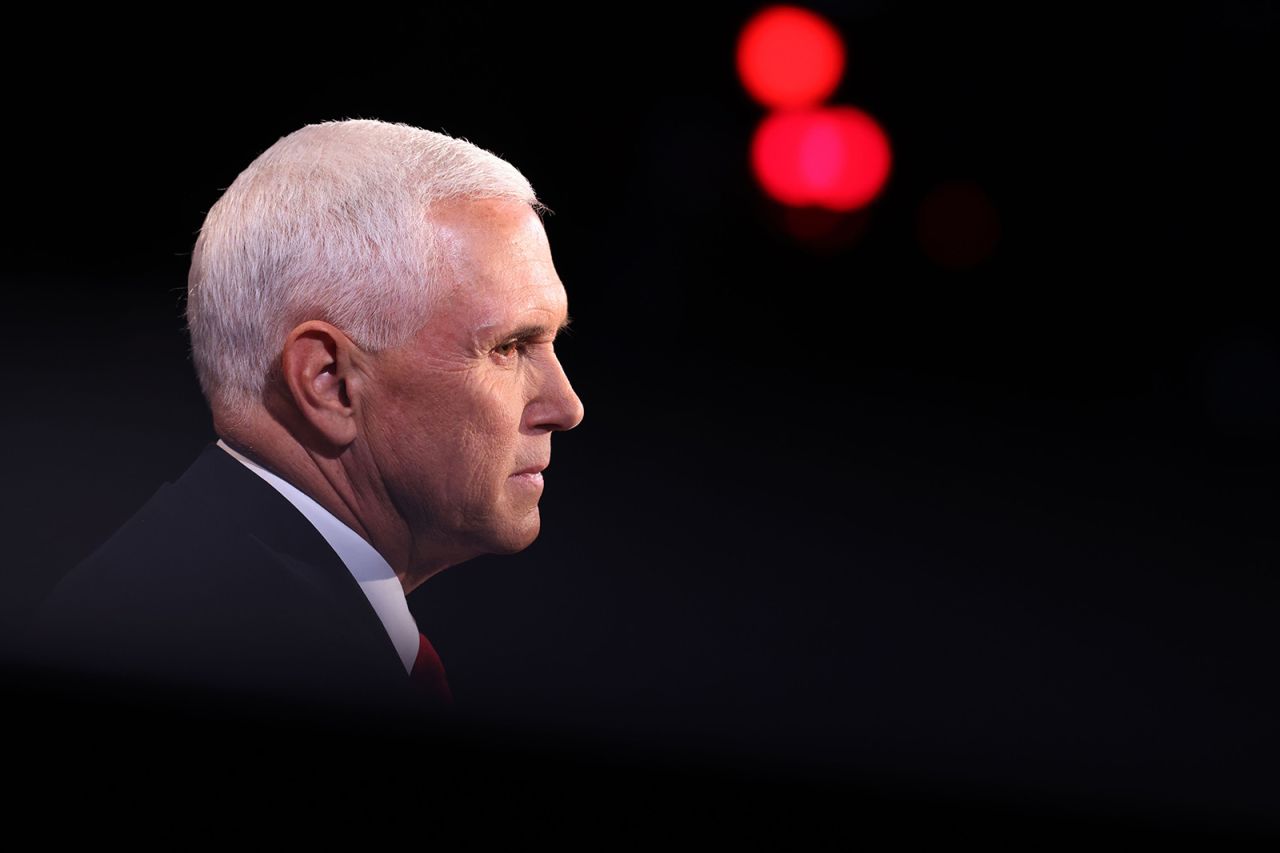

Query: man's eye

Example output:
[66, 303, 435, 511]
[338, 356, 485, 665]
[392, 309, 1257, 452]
[494, 340, 522, 358]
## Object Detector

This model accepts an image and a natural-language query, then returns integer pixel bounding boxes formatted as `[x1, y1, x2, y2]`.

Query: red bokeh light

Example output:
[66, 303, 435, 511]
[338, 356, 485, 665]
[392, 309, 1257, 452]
[737, 6, 845, 109]
[751, 107, 892, 211]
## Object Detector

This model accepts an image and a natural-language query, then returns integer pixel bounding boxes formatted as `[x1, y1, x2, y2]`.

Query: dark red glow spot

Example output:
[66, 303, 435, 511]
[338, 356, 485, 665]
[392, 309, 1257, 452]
[916, 180, 1001, 268]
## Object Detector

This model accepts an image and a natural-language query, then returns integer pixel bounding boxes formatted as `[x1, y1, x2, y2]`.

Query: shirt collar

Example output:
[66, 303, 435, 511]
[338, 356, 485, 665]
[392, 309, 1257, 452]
[215, 438, 421, 675]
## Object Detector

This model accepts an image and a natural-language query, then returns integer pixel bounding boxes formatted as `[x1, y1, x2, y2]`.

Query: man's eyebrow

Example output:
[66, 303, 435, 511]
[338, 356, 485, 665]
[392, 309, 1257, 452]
[500, 314, 574, 341]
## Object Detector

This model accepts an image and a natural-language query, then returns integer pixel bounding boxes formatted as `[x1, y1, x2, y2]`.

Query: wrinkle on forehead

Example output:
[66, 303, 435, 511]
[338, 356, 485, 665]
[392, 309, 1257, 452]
[431, 197, 550, 259]
[420, 199, 568, 353]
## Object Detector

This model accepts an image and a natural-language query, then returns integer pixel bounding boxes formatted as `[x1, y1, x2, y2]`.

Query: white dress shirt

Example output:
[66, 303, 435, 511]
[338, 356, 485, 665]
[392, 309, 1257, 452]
[215, 439, 420, 675]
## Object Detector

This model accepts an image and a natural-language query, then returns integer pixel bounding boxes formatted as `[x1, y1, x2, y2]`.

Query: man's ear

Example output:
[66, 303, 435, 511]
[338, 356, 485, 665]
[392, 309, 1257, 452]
[278, 321, 365, 451]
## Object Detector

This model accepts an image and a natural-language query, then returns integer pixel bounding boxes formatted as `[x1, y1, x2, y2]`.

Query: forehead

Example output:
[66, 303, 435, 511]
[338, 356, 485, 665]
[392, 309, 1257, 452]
[431, 198, 567, 330]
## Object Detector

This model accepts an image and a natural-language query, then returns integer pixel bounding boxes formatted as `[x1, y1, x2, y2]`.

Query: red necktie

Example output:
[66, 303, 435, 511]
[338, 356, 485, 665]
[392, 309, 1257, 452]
[410, 631, 454, 706]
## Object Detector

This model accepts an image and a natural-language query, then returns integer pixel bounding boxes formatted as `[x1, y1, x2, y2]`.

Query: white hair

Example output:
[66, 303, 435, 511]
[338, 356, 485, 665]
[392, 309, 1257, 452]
[185, 118, 542, 429]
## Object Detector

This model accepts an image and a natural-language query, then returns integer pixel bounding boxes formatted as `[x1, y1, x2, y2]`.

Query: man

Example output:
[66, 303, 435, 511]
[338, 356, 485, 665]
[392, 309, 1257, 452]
[25, 119, 584, 717]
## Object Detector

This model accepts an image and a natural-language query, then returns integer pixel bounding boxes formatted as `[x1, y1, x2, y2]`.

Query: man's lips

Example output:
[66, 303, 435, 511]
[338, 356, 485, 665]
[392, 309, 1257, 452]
[511, 464, 547, 488]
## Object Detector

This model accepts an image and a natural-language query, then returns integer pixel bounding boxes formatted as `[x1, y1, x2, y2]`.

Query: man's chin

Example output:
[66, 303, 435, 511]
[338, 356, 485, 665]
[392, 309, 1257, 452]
[490, 511, 541, 555]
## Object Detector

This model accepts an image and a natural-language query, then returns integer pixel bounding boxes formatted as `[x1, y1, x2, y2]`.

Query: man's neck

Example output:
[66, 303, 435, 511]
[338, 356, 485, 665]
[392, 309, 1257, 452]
[215, 425, 453, 594]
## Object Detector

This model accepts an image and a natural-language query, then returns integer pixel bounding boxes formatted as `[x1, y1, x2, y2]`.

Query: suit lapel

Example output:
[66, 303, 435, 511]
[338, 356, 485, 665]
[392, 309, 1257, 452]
[168, 442, 407, 686]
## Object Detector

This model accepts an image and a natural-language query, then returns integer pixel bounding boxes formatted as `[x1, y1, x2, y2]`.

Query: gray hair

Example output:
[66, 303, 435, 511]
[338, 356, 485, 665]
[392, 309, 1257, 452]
[185, 118, 541, 429]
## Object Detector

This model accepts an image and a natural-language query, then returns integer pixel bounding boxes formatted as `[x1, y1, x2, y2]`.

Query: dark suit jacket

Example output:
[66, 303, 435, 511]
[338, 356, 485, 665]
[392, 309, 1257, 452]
[25, 441, 439, 718]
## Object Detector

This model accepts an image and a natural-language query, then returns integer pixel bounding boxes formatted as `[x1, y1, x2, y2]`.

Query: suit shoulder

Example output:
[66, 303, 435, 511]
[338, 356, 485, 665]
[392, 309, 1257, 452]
[26, 479, 292, 670]
[21, 444, 411, 711]
[39, 481, 257, 609]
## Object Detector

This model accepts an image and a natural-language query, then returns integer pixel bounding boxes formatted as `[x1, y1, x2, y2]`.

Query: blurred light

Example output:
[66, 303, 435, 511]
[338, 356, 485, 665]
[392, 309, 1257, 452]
[737, 6, 845, 109]
[751, 107, 892, 210]
[916, 180, 1001, 268]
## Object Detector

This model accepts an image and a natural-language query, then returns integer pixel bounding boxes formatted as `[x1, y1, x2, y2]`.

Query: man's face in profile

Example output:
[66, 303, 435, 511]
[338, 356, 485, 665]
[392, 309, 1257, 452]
[360, 197, 583, 565]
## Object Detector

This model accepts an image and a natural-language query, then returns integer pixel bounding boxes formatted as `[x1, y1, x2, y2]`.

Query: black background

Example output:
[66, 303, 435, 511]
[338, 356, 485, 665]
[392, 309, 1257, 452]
[4, 2, 1279, 838]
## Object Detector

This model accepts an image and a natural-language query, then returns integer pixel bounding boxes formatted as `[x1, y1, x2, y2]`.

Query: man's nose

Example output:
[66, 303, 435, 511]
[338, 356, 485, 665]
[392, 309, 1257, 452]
[529, 355, 584, 433]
